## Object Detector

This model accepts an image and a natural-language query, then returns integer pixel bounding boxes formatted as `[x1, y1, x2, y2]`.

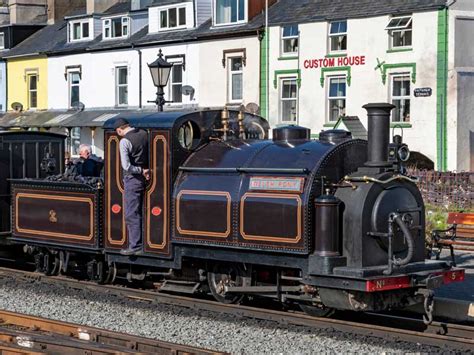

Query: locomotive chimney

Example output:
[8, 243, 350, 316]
[363, 103, 395, 167]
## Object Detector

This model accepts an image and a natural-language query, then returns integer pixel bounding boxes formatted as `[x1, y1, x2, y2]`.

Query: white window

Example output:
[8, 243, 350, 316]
[328, 77, 346, 122]
[70, 127, 81, 156]
[170, 64, 183, 103]
[386, 16, 412, 48]
[159, 6, 186, 30]
[70, 20, 90, 41]
[228, 57, 243, 102]
[68, 72, 80, 107]
[0, 33, 5, 49]
[329, 21, 347, 53]
[103, 17, 129, 39]
[390, 74, 411, 122]
[214, 0, 247, 26]
[116, 67, 128, 106]
[27, 74, 38, 109]
[280, 78, 298, 123]
[281, 25, 298, 56]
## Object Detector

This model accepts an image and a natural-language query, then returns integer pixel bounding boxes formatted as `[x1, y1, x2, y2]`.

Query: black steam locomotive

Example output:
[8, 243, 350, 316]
[3, 103, 464, 320]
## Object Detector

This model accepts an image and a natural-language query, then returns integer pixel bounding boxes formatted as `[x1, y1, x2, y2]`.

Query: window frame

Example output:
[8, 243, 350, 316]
[387, 15, 413, 49]
[115, 66, 128, 107]
[69, 19, 91, 42]
[327, 76, 347, 123]
[389, 73, 411, 123]
[279, 77, 298, 123]
[159, 5, 187, 31]
[103, 16, 130, 40]
[213, 0, 248, 27]
[328, 20, 347, 54]
[27, 74, 38, 110]
[227, 56, 243, 104]
[281, 25, 299, 56]
[68, 71, 81, 108]
[169, 63, 184, 104]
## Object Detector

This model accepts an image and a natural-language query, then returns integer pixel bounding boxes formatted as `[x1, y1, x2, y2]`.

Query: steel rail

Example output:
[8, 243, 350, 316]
[0, 309, 224, 354]
[0, 266, 473, 351]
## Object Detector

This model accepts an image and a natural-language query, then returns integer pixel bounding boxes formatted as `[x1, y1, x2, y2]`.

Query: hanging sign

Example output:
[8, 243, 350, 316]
[414, 88, 432, 97]
[303, 55, 366, 69]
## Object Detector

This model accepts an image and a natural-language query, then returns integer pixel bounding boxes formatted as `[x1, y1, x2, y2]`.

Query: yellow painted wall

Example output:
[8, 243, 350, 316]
[7, 56, 48, 111]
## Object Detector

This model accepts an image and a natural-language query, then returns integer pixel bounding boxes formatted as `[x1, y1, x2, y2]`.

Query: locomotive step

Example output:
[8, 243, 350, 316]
[160, 280, 201, 294]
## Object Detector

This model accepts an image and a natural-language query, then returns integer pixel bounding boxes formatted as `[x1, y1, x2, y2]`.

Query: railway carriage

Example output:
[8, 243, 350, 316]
[4, 104, 465, 320]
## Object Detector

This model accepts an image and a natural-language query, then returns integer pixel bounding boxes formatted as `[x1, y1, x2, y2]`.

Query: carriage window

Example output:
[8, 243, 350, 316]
[177, 121, 200, 150]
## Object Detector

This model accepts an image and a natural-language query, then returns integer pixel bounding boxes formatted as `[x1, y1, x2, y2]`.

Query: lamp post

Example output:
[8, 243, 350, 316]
[147, 49, 173, 111]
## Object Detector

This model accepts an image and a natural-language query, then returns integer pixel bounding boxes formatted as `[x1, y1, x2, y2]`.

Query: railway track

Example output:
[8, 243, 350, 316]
[0, 266, 473, 351]
[0, 309, 223, 354]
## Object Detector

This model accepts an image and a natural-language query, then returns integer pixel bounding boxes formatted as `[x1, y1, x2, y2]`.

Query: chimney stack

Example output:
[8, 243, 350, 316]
[86, 0, 123, 14]
[47, 0, 86, 24]
[9, 0, 47, 25]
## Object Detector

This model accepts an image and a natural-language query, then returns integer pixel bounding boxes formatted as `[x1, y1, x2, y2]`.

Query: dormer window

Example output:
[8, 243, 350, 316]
[159, 6, 186, 30]
[103, 16, 129, 39]
[69, 20, 90, 42]
[214, 0, 247, 26]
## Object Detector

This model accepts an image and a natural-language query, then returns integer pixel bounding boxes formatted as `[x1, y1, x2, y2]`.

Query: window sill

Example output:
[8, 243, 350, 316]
[278, 56, 298, 61]
[387, 48, 413, 53]
[325, 53, 347, 58]
[390, 122, 412, 128]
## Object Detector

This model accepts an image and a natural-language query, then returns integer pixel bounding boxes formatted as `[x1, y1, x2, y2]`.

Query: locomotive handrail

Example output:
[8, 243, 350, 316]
[344, 174, 419, 185]
[178, 167, 310, 174]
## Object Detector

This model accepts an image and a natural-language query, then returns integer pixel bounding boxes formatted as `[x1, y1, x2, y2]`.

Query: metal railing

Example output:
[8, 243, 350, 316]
[408, 169, 474, 211]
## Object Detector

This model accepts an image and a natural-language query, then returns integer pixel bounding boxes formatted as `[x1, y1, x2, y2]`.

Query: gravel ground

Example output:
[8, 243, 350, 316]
[0, 277, 463, 354]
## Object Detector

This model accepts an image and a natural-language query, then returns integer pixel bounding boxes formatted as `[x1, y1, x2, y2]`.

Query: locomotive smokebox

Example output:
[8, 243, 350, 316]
[363, 103, 395, 167]
[314, 192, 341, 256]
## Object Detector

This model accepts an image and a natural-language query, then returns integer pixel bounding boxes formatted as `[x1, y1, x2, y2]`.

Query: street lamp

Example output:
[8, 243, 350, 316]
[148, 49, 173, 111]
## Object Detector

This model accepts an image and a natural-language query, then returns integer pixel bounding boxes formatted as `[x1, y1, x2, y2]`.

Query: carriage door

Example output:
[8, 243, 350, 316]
[105, 131, 127, 250]
[143, 130, 171, 257]
[104, 130, 171, 256]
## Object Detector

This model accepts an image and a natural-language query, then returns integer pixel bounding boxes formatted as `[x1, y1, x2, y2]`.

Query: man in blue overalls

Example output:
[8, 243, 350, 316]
[114, 118, 150, 256]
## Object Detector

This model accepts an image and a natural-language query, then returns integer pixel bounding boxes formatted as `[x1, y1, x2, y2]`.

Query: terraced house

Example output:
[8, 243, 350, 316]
[0, 0, 270, 157]
[0, 0, 472, 171]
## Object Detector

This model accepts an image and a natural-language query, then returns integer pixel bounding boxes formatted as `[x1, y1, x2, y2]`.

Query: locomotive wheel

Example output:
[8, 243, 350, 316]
[103, 262, 117, 285]
[207, 263, 245, 304]
[299, 303, 335, 318]
[43, 253, 61, 276]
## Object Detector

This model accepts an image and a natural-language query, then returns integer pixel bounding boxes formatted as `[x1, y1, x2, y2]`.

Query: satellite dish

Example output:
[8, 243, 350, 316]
[71, 101, 85, 111]
[245, 102, 260, 115]
[11, 102, 23, 112]
[182, 85, 195, 101]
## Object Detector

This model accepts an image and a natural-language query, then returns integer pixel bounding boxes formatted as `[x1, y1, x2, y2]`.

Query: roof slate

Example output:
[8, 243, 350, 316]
[268, 0, 447, 25]
[2, 0, 447, 58]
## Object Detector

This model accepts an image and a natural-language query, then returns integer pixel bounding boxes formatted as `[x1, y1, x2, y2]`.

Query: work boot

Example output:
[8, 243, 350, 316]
[120, 246, 142, 256]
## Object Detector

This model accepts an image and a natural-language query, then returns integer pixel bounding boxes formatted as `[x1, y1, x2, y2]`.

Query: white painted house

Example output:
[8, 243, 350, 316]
[264, 0, 474, 172]
[39, 0, 266, 156]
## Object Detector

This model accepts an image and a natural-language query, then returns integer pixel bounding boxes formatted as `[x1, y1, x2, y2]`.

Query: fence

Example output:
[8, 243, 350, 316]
[409, 169, 474, 211]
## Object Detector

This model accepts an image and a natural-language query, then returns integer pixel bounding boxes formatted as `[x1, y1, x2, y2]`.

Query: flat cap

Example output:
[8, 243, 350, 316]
[112, 118, 130, 130]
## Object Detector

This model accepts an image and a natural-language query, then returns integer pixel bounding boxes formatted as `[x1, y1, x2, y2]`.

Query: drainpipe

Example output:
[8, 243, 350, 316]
[132, 43, 143, 109]
[265, 0, 269, 121]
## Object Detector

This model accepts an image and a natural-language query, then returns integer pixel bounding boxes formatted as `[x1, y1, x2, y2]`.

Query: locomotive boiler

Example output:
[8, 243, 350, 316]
[7, 104, 464, 321]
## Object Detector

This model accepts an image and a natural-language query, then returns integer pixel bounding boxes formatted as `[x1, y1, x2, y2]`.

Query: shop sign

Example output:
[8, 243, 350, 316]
[303, 55, 366, 69]
[414, 87, 432, 97]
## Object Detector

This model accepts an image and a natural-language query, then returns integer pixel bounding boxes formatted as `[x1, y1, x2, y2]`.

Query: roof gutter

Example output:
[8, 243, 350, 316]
[3, 52, 41, 59]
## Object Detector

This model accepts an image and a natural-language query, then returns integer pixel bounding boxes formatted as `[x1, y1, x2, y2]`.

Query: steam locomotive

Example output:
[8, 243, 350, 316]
[2, 103, 464, 321]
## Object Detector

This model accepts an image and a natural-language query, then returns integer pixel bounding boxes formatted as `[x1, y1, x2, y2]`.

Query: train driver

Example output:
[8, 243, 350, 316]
[113, 118, 150, 256]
